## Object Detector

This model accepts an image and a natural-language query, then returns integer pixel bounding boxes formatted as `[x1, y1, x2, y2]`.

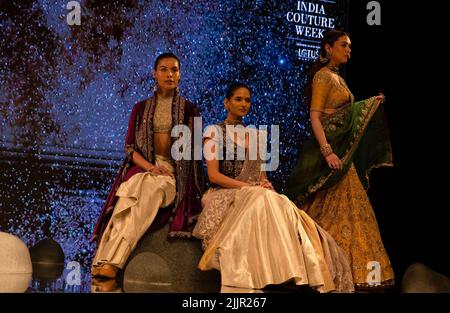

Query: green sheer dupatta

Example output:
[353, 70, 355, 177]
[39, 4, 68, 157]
[285, 98, 393, 205]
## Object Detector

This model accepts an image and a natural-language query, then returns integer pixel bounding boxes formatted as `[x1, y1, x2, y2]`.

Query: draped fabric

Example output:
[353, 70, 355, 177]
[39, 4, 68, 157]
[92, 94, 205, 244]
[193, 126, 354, 292]
[92, 155, 176, 269]
[285, 98, 393, 205]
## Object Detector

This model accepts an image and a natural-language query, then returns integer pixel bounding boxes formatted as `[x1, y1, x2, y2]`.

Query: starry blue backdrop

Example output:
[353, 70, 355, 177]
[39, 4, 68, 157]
[0, 0, 348, 291]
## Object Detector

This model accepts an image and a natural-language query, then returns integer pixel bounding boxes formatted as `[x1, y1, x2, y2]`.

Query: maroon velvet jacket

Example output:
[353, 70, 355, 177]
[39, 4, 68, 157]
[91, 95, 205, 243]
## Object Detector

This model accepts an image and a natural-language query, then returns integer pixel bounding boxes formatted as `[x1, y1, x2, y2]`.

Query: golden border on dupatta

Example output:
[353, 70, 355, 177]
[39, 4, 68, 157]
[297, 97, 392, 204]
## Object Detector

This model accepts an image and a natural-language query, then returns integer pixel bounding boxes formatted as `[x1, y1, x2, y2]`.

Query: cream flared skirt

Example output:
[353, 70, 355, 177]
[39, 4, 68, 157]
[197, 186, 354, 292]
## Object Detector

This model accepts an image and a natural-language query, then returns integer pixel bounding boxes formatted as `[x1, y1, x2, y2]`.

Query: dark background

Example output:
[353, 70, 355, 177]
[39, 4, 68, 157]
[347, 0, 449, 284]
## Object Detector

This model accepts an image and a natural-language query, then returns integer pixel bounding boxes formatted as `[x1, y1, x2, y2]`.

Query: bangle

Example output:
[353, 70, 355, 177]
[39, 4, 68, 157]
[320, 144, 333, 157]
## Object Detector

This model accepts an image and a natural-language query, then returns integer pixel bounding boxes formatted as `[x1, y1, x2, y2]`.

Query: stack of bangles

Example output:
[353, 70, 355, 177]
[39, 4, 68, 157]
[320, 143, 333, 157]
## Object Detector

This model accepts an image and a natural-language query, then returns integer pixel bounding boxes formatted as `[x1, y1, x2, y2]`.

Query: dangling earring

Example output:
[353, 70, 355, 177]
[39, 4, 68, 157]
[153, 82, 158, 93]
[326, 51, 332, 59]
[319, 55, 329, 64]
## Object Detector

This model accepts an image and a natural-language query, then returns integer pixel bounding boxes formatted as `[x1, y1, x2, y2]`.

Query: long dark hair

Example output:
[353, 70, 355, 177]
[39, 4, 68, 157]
[304, 29, 349, 104]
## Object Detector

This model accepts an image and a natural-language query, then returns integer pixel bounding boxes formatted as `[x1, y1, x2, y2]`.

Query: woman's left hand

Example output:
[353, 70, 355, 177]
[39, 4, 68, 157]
[259, 179, 275, 191]
[374, 93, 385, 104]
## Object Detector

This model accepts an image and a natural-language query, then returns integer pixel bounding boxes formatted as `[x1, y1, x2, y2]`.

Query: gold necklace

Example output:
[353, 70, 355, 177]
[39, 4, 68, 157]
[326, 64, 340, 74]
[224, 118, 244, 126]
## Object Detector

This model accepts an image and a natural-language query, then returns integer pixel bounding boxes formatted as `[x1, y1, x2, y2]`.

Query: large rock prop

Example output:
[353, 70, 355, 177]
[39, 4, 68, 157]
[401, 263, 450, 293]
[0, 232, 32, 292]
[123, 224, 220, 292]
[29, 238, 65, 288]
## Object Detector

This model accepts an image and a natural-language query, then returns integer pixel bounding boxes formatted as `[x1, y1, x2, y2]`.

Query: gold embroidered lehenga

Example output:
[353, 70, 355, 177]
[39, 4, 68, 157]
[193, 123, 354, 292]
[285, 67, 395, 289]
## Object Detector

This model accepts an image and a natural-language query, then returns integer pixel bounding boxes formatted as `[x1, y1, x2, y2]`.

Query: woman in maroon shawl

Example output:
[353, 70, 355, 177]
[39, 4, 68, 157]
[91, 53, 205, 278]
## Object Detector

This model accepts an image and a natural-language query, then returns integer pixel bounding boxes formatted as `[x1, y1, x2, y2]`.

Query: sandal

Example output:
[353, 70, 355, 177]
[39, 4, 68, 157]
[98, 263, 119, 279]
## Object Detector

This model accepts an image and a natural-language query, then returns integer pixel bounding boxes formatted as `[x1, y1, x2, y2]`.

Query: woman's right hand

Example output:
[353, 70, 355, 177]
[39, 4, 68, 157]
[325, 153, 343, 170]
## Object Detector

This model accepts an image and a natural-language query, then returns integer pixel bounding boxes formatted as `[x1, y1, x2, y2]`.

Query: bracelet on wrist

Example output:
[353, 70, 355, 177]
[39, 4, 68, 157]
[320, 144, 333, 157]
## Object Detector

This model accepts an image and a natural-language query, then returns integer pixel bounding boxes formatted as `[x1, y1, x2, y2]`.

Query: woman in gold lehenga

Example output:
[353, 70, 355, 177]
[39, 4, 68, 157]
[193, 83, 354, 292]
[285, 30, 395, 290]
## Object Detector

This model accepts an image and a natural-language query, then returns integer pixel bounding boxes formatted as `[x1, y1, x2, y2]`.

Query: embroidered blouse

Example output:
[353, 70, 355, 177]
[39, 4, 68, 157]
[153, 96, 173, 133]
[310, 67, 355, 113]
